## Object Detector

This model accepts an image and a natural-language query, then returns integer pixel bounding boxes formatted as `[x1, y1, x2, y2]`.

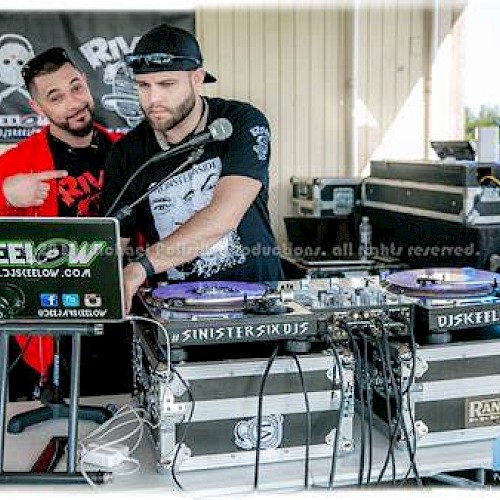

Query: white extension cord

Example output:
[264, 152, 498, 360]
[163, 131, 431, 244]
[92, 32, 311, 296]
[81, 443, 130, 469]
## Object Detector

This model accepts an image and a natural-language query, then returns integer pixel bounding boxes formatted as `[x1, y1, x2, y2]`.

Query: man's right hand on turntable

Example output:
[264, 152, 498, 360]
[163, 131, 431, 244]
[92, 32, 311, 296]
[123, 261, 147, 314]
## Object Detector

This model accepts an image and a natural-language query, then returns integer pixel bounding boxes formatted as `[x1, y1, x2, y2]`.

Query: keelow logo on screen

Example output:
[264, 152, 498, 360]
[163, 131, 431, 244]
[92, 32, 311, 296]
[0, 239, 107, 267]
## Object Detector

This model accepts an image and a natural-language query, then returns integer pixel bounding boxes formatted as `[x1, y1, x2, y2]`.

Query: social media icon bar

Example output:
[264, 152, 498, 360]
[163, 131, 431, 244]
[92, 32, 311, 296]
[40, 293, 100, 308]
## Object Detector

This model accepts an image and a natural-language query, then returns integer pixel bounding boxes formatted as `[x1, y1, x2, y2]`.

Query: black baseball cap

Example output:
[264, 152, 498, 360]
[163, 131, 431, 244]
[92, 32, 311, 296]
[125, 24, 216, 83]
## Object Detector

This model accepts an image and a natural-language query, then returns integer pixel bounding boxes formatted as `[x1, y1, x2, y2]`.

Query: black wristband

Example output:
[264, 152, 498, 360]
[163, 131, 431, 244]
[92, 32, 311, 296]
[135, 253, 156, 279]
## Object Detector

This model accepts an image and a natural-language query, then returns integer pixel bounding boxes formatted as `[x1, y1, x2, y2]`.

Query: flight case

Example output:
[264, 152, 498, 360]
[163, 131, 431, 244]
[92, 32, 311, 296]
[132, 327, 355, 472]
[372, 338, 500, 449]
[291, 177, 361, 217]
[363, 160, 500, 225]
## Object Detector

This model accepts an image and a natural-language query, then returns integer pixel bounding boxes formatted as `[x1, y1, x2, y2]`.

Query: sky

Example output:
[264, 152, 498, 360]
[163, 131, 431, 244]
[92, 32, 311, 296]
[464, 0, 500, 112]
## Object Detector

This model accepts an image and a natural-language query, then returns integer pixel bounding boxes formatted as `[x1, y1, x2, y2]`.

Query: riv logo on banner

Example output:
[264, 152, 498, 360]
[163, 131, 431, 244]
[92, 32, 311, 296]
[79, 36, 143, 127]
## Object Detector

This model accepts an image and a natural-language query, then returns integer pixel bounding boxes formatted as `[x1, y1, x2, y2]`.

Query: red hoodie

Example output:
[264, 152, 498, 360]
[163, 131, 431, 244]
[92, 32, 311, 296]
[0, 124, 123, 378]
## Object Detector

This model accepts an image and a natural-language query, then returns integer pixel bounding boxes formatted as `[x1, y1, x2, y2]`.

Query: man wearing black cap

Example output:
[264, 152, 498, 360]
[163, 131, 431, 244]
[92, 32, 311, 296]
[101, 24, 282, 312]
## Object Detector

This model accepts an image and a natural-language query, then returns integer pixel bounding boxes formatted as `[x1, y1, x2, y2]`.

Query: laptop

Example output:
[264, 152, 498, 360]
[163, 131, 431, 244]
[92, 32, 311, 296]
[0, 217, 125, 323]
[430, 140, 475, 162]
[284, 215, 370, 266]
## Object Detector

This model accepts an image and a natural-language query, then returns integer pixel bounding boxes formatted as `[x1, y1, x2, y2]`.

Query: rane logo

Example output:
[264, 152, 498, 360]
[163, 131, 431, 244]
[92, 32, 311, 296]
[466, 396, 500, 427]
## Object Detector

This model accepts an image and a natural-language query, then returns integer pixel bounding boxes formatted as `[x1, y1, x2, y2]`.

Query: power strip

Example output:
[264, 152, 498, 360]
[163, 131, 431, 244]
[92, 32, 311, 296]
[81, 443, 130, 469]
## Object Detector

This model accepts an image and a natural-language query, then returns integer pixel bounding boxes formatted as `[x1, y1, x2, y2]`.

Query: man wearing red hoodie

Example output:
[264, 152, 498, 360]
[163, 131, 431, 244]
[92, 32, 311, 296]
[0, 47, 124, 400]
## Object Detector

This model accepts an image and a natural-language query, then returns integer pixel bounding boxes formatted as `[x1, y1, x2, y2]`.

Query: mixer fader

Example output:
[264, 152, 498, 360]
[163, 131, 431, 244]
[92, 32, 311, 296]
[279, 276, 414, 342]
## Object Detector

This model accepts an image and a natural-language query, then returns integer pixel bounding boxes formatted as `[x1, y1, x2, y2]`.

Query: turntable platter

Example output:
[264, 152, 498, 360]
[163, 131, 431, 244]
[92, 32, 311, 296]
[386, 267, 500, 298]
[151, 281, 269, 312]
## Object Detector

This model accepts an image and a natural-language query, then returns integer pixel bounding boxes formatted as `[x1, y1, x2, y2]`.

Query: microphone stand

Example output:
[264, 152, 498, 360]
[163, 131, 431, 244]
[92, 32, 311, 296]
[113, 147, 205, 221]
[7, 333, 111, 434]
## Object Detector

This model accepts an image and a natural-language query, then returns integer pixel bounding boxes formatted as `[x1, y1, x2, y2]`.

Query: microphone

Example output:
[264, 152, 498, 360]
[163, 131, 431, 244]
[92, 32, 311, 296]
[168, 118, 233, 155]
[104, 118, 233, 218]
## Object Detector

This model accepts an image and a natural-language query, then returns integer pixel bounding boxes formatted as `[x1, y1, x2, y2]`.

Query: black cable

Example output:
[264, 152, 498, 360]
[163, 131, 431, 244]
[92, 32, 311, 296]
[401, 315, 417, 396]
[374, 313, 418, 485]
[400, 388, 419, 486]
[399, 315, 420, 485]
[363, 334, 374, 485]
[381, 332, 406, 463]
[376, 326, 406, 485]
[327, 344, 345, 490]
[153, 327, 169, 362]
[170, 367, 195, 491]
[349, 332, 365, 486]
[103, 145, 199, 217]
[290, 353, 311, 489]
[374, 337, 396, 485]
[381, 326, 421, 486]
[254, 344, 280, 490]
[376, 395, 403, 485]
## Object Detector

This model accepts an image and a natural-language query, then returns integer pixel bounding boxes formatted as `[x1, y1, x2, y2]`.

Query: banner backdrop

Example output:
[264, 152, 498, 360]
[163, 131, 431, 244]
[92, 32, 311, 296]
[0, 12, 194, 142]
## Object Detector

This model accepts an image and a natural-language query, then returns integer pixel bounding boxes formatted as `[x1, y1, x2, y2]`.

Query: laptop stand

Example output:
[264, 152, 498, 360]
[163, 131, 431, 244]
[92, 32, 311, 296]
[0, 324, 110, 485]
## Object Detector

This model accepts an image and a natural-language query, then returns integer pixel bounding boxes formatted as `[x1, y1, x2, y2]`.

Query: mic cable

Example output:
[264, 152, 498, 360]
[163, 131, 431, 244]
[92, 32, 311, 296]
[104, 118, 232, 218]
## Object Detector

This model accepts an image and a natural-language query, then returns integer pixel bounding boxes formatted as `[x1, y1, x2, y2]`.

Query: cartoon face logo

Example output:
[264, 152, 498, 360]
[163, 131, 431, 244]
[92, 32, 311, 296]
[101, 61, 142, 127]
[0, 34, 34, 87]
[0, 34, 34, 106]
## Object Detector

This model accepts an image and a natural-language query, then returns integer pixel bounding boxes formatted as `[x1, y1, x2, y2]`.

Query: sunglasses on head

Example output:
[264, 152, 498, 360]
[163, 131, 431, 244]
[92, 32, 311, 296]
[22, 47, 73, 87]
[124, 52, 201, 71]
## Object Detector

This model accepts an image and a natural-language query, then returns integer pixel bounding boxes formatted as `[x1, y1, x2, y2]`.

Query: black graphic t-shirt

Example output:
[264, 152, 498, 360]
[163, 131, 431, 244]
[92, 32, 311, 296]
[100, 97, 282, 283]
[48, 130, 113, 217]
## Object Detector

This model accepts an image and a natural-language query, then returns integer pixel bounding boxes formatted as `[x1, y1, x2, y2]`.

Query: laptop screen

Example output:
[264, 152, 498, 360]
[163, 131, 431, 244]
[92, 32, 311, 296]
[0, 217, 125, 323]
[430, 140, 475, 161]
[284, 215, 360, 263]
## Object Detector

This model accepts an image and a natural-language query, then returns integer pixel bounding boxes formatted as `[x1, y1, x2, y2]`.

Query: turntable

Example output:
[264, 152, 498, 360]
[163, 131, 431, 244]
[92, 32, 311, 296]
[136, 280, 318, 349]
[385, 267, 500, 342]
[132, 281, 354, 475]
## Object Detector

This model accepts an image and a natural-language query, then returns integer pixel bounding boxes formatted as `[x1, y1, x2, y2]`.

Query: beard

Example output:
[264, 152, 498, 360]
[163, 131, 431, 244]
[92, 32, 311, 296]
[49, 104, 95, 137]
[144, 89, 196, 133]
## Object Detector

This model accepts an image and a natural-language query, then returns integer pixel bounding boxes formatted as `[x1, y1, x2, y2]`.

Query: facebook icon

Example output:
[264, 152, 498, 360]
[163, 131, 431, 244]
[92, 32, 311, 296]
[40, 294, 58, 307]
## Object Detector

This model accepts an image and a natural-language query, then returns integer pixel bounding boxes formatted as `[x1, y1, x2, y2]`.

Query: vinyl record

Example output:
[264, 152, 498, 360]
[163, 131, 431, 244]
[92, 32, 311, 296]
[386, 267, 500, 298]
[151, 281, 268, 311]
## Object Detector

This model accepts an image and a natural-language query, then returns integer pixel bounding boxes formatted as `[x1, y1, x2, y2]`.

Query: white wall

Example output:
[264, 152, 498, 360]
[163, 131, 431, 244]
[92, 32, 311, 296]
[197, 3, 466, 244]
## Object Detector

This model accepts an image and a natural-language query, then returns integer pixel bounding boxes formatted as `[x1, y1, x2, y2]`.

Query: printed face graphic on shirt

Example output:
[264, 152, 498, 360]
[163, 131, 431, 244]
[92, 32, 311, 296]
[149, 157, 245, 278]
[150, 161, 217, 233]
